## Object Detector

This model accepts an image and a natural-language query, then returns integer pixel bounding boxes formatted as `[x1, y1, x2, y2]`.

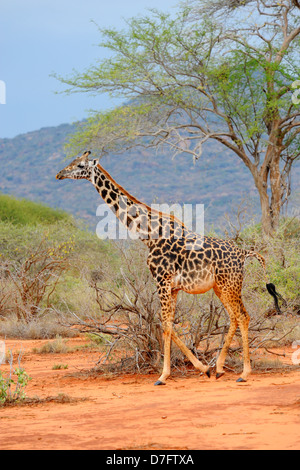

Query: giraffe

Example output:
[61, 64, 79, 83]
[56, 151, 281, 384]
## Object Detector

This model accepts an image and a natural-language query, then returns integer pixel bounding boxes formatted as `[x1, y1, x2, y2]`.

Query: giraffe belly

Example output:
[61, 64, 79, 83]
[182, 279, 215, 295]
[171, 272, 215, 294]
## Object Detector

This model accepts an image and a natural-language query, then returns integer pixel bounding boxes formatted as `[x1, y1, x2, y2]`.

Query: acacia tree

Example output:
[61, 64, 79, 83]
[58, 0, 300, 236]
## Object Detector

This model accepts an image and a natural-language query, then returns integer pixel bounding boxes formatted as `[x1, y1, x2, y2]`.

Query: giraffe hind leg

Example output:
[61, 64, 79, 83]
[214, 287, 251, 382]
[236, 312, 251, 382]
[216, 318, 237, 379]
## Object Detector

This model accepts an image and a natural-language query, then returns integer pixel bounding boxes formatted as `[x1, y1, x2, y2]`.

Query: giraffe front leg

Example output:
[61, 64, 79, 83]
[155, 322, 172, 386]
[154, 282, 174, 386]
[171, 331, 211, 378]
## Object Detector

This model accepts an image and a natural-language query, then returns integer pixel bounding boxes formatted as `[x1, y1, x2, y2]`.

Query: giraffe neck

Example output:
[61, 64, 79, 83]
[91, 163, 186, 244]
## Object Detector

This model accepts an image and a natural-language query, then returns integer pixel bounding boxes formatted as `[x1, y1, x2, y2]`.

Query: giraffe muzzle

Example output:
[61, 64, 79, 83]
[56, 171, 67, 180]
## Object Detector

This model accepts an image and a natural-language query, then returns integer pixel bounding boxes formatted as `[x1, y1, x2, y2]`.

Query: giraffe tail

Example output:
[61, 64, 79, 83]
[245, 250, 283, 314]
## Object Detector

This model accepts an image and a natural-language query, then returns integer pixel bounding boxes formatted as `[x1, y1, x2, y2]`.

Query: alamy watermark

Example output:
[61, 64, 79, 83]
[292, 341, 300, 366]
[0, 341, 5, 365]
[0, 80, 6, 105]
[291, 80, 300, 105]
[96, 199, 204, 249]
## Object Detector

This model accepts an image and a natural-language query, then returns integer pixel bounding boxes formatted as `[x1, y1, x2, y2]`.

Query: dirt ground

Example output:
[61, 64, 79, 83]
[0, 336, 299, 450]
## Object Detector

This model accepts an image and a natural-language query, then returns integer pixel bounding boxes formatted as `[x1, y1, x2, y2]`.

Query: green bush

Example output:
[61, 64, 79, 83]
[0, 367, 31, 405]
[239, 218, 300, 315]
[0, 193, 70, 226]
[0, 194, 119, 336]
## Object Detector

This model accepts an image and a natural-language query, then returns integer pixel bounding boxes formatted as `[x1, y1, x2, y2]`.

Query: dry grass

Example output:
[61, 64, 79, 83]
[0, 314, 76, 339]
[31, 336, 70, 354]
[0, 393, 89, 408]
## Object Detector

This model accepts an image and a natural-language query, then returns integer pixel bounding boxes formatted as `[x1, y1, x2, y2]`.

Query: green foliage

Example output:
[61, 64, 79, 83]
[56, 5, 300, 157]
[240, 218, 300, 312]
[0, 198, 116, 266]
[0, 193, 70, 226]
[0, 194, 119, 332]
[59, 9, 221, 156]
[55, 2, 300, 235]
[0, 367, 31, 404]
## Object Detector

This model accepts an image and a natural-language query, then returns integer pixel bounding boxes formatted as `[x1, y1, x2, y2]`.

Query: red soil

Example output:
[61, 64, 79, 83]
[0, 337, 299, 450]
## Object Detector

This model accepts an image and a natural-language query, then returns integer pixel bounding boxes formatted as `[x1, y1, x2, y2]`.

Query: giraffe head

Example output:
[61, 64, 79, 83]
[56, 151, 98, 181]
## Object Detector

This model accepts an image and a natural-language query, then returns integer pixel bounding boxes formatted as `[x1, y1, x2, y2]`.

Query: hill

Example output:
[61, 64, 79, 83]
[0, 123, 299, 231]
[0, 193, 70, 226]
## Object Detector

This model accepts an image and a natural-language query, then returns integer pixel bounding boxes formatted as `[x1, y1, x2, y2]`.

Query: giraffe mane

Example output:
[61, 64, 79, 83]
[96, 163, 187, 228]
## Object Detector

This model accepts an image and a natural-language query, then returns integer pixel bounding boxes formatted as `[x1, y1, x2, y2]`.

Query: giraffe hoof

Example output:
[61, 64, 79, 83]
[216, 372, 225, 380]
[236, 377, 247, 383]
[154, 380, 166, 386]
[205, 368, 211, 378]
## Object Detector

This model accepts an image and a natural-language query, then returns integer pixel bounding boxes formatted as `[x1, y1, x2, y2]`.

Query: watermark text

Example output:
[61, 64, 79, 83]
[291, 80, 300, 105]
[292, 340, 300, 366]
[96, 199, 205, 249]
[0, 341, 5, 365]
[0, 80, 6, 104]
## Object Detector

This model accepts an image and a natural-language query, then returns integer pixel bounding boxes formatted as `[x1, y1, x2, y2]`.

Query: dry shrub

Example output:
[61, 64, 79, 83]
[58, 240, 295, 376]
[32, 336, 69, 354]
[0, 237, 71, 322]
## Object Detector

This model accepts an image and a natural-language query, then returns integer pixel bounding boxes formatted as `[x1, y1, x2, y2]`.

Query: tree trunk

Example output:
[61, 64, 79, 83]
[251, 116, 284, 237]
[252, 154, 282, 238]
[269, 150, 283, 233]
[255, 179, 273, 237]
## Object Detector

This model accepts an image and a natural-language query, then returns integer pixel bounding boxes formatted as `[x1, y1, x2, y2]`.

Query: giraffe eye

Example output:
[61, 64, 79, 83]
[77, 163, 85, 169]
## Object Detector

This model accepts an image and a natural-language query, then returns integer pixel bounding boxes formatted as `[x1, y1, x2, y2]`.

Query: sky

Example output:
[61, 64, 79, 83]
[0, 0, 178, 138]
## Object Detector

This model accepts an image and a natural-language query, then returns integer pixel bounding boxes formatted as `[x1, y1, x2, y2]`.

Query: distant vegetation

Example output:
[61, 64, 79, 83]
[0, 194, 118, 338]
[0, 193, 69, 226]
